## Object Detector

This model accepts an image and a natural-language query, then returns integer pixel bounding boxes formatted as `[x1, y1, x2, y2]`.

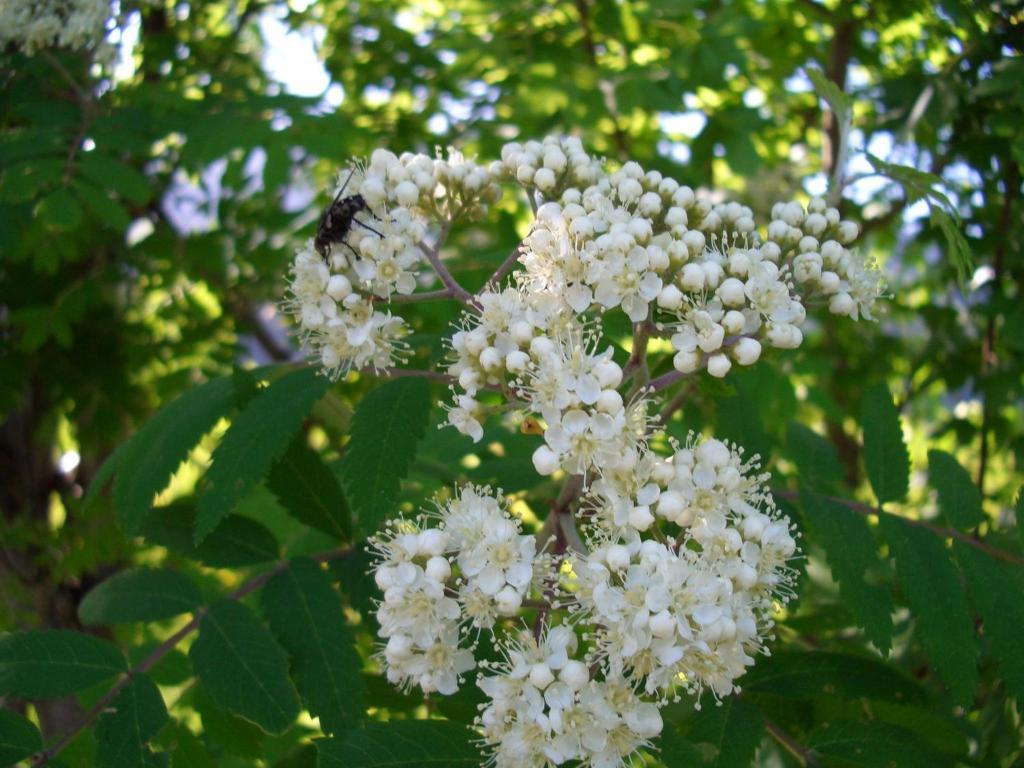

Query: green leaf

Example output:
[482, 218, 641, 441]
[95, 674, 168, 768]
[866, 153, 955, 213]
[262, 557, 365, 734]
[861, 383, 910, 505]
[955, 543, 1024, 708]
[192, 688, 263, 759]
[267, 438, 352, 541]
[809, 720, 953, 768]
[79, 568, 201, 626]
[0, 709, 42, 767]
[189, 599, 300, 734]
[142, 505, 280, 568]
[927, 450, 983, 530]
[316, 721, 478, 767]
[113, 376, 235, 533]
[786, 422, 842, 489]
[878, 514, 978, 705]
[72, 179, 131, 231]
[78, 152, 152, 204]
[930, 207, 974, 287]
[687, 696, 763, 768]
[807, 68, 852, 125]
[0, 630, 125, 698]
[741, 651, 924, 703]
[195, 367, 331, 543]
[343, 378, 431, 538]
[868, 701, 969, 757]
[36, 187, 83, 230]
[657, 727, 706, 767]
[800, 493, 894, 652]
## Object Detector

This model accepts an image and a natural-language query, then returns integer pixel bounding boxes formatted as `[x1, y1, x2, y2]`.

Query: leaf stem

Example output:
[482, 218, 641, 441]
[774, 489, 1024, 567]
[29, 547, 352, 767]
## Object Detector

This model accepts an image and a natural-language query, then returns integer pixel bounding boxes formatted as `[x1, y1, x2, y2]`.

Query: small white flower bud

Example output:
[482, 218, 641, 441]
[606, 544, 631, 571]
[819, 271, 841, 293]
[673, 349, 702, 373]
[534, 167, 556, 191]
[722, 310, 746, 335]
[629, 505, 655, 531]
[529, 663, 555, 690]
[707, 353, 732, 378]
[478, 346, 503, 372]
[425, 555, 451, 582]
[829, 292, 856, 316]
[596, 389, 623, 414]
[532, 445, 560, 476]
[559, 660, 589, 691]
[733, 337, 762, 366]
[650, 609, 676, 638]
[838, 220, 859, 243]
[494, 585, 523, 615]
[717, 277, 746, 307]
[656, 490, 685, 521]
[658, 284, 683, 310]
[593, 359, 623, 388]
[681, 262, 705, 291]
[505, 350, 530, 373]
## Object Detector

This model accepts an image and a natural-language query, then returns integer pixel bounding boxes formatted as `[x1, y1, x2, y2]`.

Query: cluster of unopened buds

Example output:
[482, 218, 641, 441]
[286, 136, 884, 767]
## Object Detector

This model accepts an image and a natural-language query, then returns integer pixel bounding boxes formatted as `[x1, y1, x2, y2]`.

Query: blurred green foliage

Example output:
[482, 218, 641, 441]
[1, 1, 1022, 766]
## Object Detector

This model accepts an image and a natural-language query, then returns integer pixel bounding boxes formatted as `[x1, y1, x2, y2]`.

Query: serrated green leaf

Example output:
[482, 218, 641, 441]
[955, 542, 1024, 708]
[0, 630, 125, 698]
[0, 709, 42, 766]
[869, 701, 969, 757]
[79, 568, 201, 626]
[687, 696, 763, 768]
[267, 438, 351, 541]
[95, 674, 168, 768]
[866, 153, 954, 213]
[316, 721, 478, 767]
[142, 505, 279, 568]
[787, 422, 842, 489]
[192, 689, 263, 759]
[807, 68, 852, 123]
[809, 720, 953, 768]
[189, 599, 300, 734]
[113, 376, 235, 533]
[927, 450, 983, 530]
[878, 513, 978, 705]
[262, 557, 365, 735]
[861, 384, 910, 505]
[741, 651, 923, 702]
[930, 207, 974, 285]
[800, 493, 894, 652]
[343, 378, 431, 538]
[195, 367, 331, 543]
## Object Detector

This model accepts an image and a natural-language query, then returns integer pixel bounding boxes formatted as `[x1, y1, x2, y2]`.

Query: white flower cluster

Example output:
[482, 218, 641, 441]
[303, 137, 882, 768]
[0, 0, 112, 58]
[478, 625, 663, 768]
[572, 436, 796, 699]
[285, 149, 501, 378]
[370, 485, 541, 695]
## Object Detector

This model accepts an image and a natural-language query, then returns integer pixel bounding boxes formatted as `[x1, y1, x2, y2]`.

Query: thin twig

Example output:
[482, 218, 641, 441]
[774, 489, 1024, 567]
[419, 241, 477, 308]
[763, 714, 820, 766]
[479, 244, 525, 292]
[30, 547, 352, 767]
[386, 288, 455, 304]
[365, 367, 455, 385]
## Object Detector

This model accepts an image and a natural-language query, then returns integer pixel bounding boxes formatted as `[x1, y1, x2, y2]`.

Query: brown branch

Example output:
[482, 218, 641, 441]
[572, 0, 629, 161]
[30, 547, 352, 767]
[774, 489, 1024, 567]
[977, 157, 1018, 495]
[479, 243, 525, 292]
